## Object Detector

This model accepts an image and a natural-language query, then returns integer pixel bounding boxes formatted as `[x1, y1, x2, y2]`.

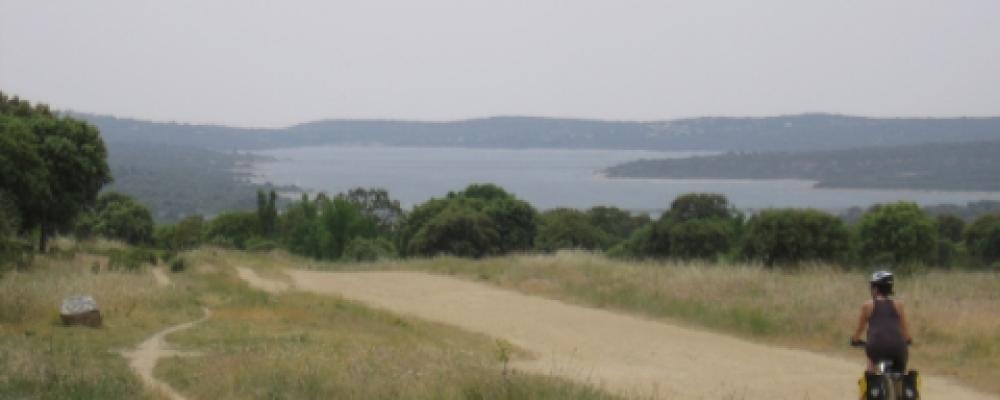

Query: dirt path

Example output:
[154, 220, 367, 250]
[264, 270, 994, 400]
[235, 267, 289, 293]
[121, 308, 211, 400]
[151, 267, 172, 287]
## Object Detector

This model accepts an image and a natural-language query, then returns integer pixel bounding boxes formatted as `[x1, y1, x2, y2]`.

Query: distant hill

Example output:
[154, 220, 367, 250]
[605, 140, 1000, 191]
[77, 113, 1000, 152]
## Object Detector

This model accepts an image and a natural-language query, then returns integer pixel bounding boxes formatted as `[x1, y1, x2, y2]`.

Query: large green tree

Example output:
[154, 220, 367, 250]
[407, 204, 500, 258]
[76, 192, 154, 245]
[535, 208, 611, 252]
[856, 202, 937, 265]
[402, 184, 537, 257]
[0, 93, 111, 251]
[740, 208, 849, 267]
[965, 214, 1000, 266]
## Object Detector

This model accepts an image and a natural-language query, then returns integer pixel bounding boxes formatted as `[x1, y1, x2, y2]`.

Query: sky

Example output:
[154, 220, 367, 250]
[1, 1, 999, 127]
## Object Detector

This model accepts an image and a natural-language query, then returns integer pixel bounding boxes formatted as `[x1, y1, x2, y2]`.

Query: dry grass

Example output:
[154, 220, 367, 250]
[1, 247, 616, 399]
[285, 250, 1000, 395]
[0, 252, 201, 399]
[158, 249, 617, 399]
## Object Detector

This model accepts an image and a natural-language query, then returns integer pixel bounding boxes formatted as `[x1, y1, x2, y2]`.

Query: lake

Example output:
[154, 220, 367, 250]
[250, 146, 1000, 213]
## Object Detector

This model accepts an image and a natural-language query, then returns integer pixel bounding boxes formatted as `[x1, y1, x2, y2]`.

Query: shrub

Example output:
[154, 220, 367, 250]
[668, 219, 733, 260]
[342, 237, 396, 262]
[169, 257, 187, 273]
[535, 208, 611, 252]
[245, 237, 279, 252]
[740, 208, 849, 267]
[965, 214, 1000, 267]
[407, 204, 500, 258]
[856, 202, 937, 266]
[108, 248, 156, 272]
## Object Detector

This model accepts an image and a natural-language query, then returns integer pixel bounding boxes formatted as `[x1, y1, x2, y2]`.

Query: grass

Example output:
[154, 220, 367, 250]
[0, 246, 201, 399]
[261, 249, 1000, 396]
[0, 245, 617, 399]
[159, 249, 616, 399]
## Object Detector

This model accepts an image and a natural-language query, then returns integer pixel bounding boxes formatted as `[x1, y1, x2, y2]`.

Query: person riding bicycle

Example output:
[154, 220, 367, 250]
[851, 270, 913, 373]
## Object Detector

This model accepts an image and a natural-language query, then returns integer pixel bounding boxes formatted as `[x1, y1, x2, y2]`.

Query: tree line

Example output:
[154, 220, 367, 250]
[144, 185, 1000, 271]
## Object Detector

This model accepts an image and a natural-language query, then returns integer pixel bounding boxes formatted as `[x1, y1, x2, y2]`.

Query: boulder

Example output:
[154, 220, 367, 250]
[60, 295, 102, 327]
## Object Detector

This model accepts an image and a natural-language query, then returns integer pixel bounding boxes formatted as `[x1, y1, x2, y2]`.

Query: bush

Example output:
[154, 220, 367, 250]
[535, 208, 611, 252]
[965, 214, 1000, 267]
[169, 257, 187, 273]
[108, 248, 156, 272]
[668, 219, 733, 260]
[206, 211, 260, 249]
[856, 202, 937, 266]
[342, 237, 396, 262]
[407, 204, 500, 258]
[740, 209, 849, 267]
[245, 237, 279, 252]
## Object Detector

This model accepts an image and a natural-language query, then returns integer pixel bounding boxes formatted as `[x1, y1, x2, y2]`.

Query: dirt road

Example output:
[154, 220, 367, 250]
[245, 269, 994, 399]
[122, 308, 210, 400]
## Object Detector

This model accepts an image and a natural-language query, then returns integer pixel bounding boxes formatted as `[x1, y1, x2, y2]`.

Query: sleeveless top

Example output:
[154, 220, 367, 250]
[867, 299, 904, 347]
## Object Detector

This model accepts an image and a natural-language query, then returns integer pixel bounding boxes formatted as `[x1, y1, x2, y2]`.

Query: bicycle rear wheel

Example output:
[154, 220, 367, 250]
[881, 375, 896, 400]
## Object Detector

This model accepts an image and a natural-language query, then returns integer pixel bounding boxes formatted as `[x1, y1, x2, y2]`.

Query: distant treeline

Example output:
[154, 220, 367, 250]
[606, 140, 1000, 191]
[78, 112, 1000, 153]
[147, 184, 1000, 271]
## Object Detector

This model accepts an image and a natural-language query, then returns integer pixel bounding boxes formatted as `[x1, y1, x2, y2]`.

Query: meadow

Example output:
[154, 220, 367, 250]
[0, 243, 615, 399]
[288, 250, 1000, 395]
[2, 243, 998, 398]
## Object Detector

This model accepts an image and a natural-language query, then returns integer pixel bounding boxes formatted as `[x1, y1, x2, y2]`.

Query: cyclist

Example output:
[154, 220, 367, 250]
[850, 270, 913, 373]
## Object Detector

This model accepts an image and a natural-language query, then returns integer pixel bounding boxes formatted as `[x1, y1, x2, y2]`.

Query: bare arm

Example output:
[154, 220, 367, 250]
[894, 301, 913, 343]
[852, 301, 873, 342]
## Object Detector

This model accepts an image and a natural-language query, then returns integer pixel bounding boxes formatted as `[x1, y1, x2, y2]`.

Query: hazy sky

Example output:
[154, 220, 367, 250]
[2, 1, 998, 127]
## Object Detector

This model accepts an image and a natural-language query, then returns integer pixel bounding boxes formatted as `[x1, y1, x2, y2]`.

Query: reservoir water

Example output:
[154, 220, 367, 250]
[250, 146, 1000, 213]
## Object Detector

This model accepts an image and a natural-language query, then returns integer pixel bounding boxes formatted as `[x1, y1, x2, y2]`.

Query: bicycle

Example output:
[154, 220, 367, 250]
[850, 339, 919, 400]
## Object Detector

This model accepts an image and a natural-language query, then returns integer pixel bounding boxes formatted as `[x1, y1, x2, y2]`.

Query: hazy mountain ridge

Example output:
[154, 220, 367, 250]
[77, 113, 1000, 152]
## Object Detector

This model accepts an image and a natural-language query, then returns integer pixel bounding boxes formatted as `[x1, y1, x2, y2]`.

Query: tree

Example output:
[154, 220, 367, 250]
[965, 214, 1000, 266]
[0, 94, 111, 251]
[935, 214, 965, 243]
[0, 116, 49, 237]
[278, 194, 322, 257]
[740, 209, 849, 267]
[340, 187, 403, 234]
[78, 192, 154, 245]
[206, 211, 260, 249]
[401, 184, 537, 257]
[669, 219, 733, 260]
[257, 189, 278, 237]
[535, 208, 611, 252]
[668, 193, 733, 222]
[171, 215, 205, 251]
[407, 204, 500, 258]
[587, 206, 649, 245]
[315, 197, 377, 260]
[856, 202, 937, 265]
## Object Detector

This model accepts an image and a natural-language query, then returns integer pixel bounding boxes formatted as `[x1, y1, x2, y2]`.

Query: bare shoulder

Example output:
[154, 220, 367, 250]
[861, 300, 874, 312]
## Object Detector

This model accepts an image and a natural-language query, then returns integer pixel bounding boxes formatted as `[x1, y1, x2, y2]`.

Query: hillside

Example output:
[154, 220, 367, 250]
[104, 142, 294, 222]
[605, 140, 1000, 191]
[79, 113, 1000, 152]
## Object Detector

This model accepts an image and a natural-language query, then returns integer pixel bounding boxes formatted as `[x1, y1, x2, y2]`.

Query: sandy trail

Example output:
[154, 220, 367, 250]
[122, 308, 211, 400]
[236, 267, 289, 293]
[261, 270, 997, 400]
[151, 267, 172, 287]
